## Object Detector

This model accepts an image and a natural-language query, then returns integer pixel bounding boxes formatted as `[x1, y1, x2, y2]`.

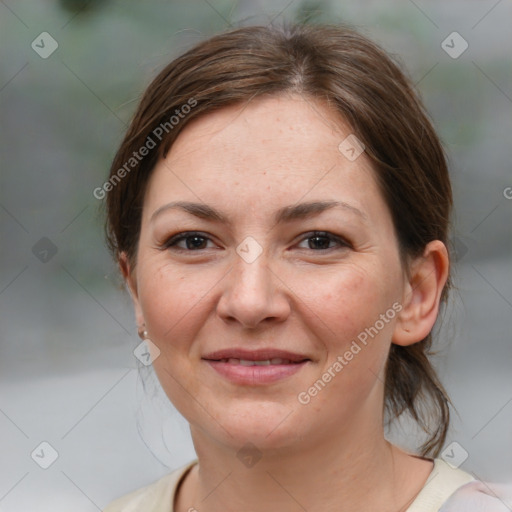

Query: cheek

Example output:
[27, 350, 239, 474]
[294, 264, 388, 339]
[294, 269, 396, 424]
[136, 261, 212, 351]
[293, 263, 398, 377]
[137, 263, 212, 412]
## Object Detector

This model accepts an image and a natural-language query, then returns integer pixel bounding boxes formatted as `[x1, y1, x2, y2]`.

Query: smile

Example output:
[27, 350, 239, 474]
[202, 348, 311, 385]
[216, 358, 298, 366]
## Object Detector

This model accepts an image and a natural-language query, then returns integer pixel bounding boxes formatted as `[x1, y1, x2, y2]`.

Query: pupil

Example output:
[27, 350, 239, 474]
[187, 236, 206, 249]
[310, 236, 329, 249]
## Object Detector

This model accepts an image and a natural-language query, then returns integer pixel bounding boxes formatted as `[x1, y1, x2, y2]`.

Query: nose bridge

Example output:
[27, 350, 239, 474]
[217, 239, 289, 327]
[231, 243, 273, 303]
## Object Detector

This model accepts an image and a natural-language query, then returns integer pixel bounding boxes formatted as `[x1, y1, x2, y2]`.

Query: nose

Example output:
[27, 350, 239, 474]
[216, 249, 291, 329]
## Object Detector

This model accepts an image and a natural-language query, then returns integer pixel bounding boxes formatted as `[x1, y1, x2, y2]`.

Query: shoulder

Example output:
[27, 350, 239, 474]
[103, 460, 198, 512]
[408, 458, 512, 512]
[440, 480, 512, 512]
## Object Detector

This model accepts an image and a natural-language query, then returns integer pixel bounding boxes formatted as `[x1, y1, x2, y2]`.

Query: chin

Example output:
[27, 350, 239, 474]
[207, 399, 305, 451]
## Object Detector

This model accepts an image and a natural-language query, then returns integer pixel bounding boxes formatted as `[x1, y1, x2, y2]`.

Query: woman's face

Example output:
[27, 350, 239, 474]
[126, 95, 409, 451]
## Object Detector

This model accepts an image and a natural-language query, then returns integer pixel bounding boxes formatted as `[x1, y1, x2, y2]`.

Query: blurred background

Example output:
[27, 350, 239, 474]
[1, 1, 511, 510]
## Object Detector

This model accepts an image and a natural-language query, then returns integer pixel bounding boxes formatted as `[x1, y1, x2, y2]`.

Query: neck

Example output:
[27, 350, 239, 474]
[177, 419, 428, 512]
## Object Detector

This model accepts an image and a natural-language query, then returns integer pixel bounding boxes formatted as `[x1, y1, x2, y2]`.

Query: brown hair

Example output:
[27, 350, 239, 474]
[105, 23, 452, 457]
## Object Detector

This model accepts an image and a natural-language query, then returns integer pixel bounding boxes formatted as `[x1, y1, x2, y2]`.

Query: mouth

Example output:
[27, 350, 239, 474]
[202, 348, 311, 385]
[213, 357, 303, 366]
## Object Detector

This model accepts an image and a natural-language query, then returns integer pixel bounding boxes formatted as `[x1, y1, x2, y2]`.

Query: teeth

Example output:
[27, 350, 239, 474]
[240, 359, 270, 366]
[219, 358, 294, 365]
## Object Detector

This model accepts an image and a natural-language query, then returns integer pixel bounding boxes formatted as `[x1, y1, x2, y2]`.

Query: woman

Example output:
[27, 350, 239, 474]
[102, 23, 508, 511]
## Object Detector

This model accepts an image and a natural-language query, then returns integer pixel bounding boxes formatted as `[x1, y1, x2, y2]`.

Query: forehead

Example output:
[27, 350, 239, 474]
[164, 94, 355, 170]
[144, 94, 383, 221]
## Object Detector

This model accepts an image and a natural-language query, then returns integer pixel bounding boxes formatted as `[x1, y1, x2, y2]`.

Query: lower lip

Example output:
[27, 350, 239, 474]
[204, 360, 309, 385]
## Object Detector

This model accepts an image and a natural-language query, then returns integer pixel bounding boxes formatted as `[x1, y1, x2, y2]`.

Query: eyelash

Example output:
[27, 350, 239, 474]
[162, 231, 351, 253]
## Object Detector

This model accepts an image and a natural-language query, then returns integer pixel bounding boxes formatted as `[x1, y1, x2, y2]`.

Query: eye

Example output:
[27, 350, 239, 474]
[296, 231, 350, 251]
[161, 230, 350, 253]
[163, 231, 216, 251]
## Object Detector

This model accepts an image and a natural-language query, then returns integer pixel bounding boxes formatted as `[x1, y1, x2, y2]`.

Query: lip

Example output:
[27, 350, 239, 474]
[202, 348, 311, 385]
[202, 348, 310, 362]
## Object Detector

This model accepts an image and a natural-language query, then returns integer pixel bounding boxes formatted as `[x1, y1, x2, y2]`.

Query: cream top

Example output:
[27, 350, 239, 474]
[103, 458, 510, 511]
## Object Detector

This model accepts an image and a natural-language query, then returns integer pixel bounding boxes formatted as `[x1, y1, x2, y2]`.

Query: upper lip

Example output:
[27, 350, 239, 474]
[202, 348, 310, 362]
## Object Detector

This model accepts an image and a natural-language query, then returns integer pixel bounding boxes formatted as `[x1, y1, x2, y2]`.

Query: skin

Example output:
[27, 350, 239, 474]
[121, 94, 449, 511]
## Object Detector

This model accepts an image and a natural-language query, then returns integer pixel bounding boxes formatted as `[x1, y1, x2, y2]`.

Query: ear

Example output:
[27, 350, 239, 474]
[119, 252, 145, 329]
[392, 240, 449, 346]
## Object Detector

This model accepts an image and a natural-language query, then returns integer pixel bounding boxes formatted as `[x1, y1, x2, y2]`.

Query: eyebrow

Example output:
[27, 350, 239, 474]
[150, 199, 367, 225]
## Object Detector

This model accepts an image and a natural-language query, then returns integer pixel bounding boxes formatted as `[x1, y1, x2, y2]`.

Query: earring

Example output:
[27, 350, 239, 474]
[135, 325, 160, 365]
